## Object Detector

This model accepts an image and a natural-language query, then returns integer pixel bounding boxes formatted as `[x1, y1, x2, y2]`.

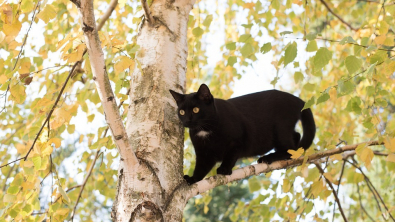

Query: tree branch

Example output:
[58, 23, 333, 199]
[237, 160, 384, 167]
[75, 0, 139, 171]
[315, 163, 348, 222]
[185, 140, 383, 200]
[141, 0, 154, 25]
[319, 0, 359, 31]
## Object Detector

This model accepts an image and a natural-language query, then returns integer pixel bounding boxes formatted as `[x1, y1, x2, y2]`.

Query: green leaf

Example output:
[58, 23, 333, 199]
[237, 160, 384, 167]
[364, 62, 376, 78]
[370, 50, 387, 64]
[345, 55, 362, 74]
[226, 42, 236, 50]
[241, 23, 253, 29]
[337, 80, 354, 97]
[280, 31, 292, 36]
[260, 42, 271, 54]
[272, 0, 280, 10]
[284, 42, 297, 67]
[7, 186, 19, 195]
[32, 156, 42, 169]
[316, 93, 330, 105]
[314, 48, 332, 71]
[203, 15, 213, 27]
[303, 83, 315, 92]
[59, 186, 71, 203]
[270, 77, 279, 87]
[238, 34, 251, 43]
[302, 96, 315, 110]
[192, 27, 204, 37]
[3, 194, 16, 203]
[240, 43, 254, 57]
[248, 177, 261, 192]
[294, 72, 304, 84]
[306, 40, 318, 52]
[227, 56, 237, 66]
[306, 32, 316, 41]
[339, 36, 357, 45]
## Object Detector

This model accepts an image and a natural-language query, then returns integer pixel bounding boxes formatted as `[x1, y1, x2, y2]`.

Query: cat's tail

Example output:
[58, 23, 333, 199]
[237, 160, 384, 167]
[299, 108, 316, 149]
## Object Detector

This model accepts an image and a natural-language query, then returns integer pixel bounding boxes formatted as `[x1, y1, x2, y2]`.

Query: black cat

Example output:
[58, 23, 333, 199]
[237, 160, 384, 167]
[170, 84, 315, 185]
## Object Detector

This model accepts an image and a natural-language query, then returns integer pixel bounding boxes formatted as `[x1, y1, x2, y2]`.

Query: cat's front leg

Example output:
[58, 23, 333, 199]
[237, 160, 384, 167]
[184, 154, 216, 185]
[217, 154, 238, 175]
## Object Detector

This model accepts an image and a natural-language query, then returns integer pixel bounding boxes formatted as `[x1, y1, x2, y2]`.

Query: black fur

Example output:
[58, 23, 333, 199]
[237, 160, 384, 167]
[170, 84, 316, 185]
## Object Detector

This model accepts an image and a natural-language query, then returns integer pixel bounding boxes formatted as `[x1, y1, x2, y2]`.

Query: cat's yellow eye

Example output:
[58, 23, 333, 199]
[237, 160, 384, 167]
[193, 107, 199, 113]
[179, 110, 185, 115]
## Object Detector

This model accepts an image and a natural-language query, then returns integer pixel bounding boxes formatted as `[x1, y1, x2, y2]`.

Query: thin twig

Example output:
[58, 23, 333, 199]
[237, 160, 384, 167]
[356, 182, 375, 222]
[347, 159, 394, 221]
[141, 0, 154, 25]
[69, 150, 101, 221]
[332, 159, 347, 222]
[319, 0, 358, 31]
[1, 163, 16, 191]
[13, 1, 41, 70]
[315, 163, 348, 222]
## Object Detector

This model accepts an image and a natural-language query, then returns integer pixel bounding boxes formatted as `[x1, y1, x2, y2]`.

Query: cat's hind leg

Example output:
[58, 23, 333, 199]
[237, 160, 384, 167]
[258, 136, 296, 164]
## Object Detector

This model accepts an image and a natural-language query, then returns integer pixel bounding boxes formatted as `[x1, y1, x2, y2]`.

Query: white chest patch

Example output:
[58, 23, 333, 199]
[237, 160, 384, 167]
[196, 130, 210, 138]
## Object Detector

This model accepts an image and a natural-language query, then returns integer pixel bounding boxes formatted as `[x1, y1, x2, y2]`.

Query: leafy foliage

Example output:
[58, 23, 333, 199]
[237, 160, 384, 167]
[0, 0, 395, 221]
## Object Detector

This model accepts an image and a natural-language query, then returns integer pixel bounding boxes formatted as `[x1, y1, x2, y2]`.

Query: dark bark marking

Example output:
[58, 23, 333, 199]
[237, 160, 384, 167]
[107, 96, 114, 101]
[70, 0, 81, 8]
[115, 135, 123, 140]
[82, 22, 94, 32]
[133, 97, 147, 105]
[92, 76, 96, 81]
[111, 168, 124, 221]
[130, 201, 164, 222]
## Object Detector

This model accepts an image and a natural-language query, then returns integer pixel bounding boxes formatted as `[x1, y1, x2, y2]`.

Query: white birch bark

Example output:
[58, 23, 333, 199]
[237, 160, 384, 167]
[113, 0, 195, 221]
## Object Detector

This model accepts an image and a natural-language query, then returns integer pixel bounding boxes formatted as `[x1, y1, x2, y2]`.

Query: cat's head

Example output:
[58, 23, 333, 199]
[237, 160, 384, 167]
[169, 84, 216, 129]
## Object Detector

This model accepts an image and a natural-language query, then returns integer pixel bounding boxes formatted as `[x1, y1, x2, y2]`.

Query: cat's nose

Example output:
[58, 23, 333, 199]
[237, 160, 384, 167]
[184, 121, 192, 127]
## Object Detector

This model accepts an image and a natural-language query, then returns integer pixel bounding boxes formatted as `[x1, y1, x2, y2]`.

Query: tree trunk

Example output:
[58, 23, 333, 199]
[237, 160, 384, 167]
[112, 0, 195, 221]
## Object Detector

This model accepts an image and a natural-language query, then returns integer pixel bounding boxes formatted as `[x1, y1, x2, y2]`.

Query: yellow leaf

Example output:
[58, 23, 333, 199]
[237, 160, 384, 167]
[15, 143, 28, 155]
[387, 153, 395, 163]
[48, 138, 62, 148]
[360, 147, 374, 168]
[0, 31, 5, 43]
[41, 145, 53, 156]
[114, 56, 134, 74]
[204, 205, 209, 214]
[57, 208, 70, 215]
[374, 35, 386, 45]
[3, 20, 22, 37]
[385, 137, 395, 152]
[19, 60, 31, 74]
[37, 4, 56, 23]
[79, 135, 84, 143]
[119, 0, 127, 7]
[9, 84, 26, 104]
[355, 143, 367, 156]
[288, 148, 304, 159]
[0, 74, 7, 84]
[282, 178, 291, 192]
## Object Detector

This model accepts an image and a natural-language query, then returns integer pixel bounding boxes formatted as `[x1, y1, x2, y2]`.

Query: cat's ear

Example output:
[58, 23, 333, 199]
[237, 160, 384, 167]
[197, 84, 213, 103]
[169, 90, 185, 104]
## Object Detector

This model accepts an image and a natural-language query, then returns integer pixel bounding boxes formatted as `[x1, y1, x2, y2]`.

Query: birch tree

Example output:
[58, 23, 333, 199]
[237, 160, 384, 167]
[1, 0, 395, 221]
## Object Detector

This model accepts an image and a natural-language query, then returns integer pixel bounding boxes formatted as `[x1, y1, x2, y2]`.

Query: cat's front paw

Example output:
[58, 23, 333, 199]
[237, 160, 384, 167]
[216, 166, 232, 175]
[184, 175, 196, 185]
[258, 156, 273, 164]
